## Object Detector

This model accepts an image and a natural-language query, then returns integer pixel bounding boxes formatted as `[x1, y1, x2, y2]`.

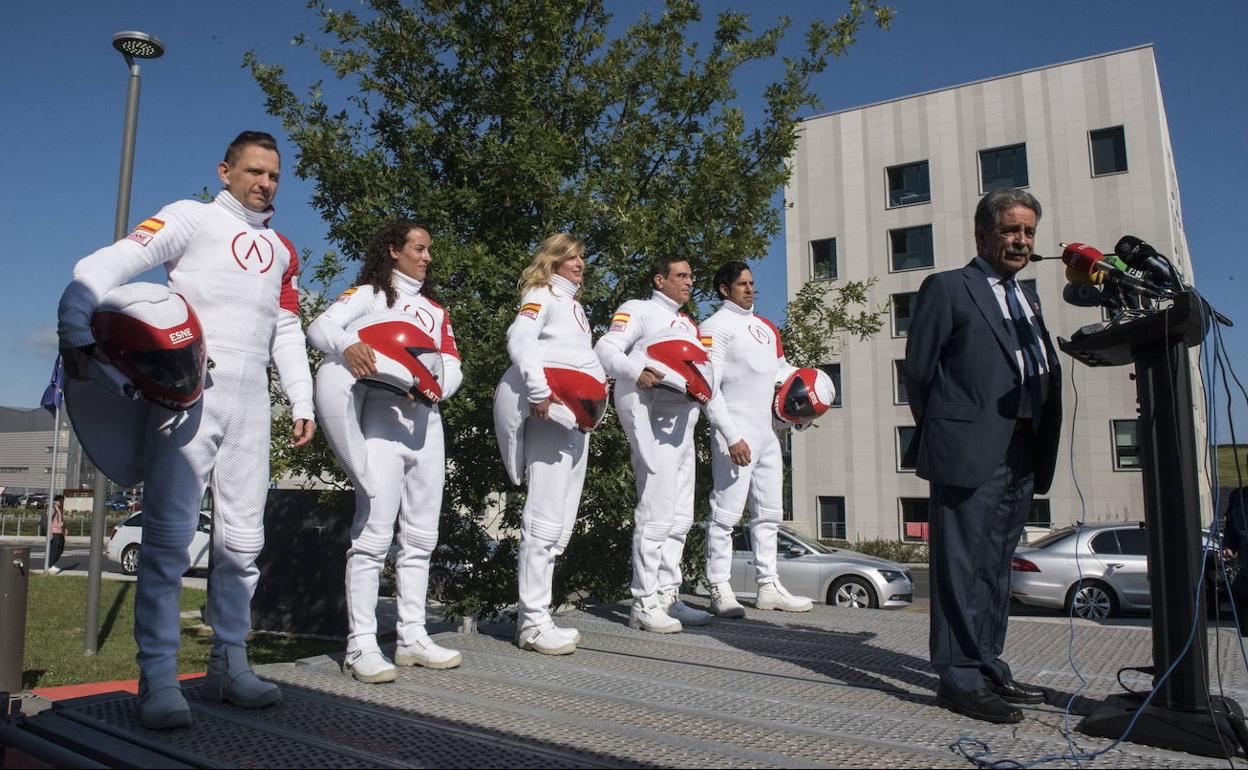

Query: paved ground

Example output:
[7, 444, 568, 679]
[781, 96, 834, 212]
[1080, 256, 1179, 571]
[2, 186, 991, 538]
[14, 598, 1248, 768]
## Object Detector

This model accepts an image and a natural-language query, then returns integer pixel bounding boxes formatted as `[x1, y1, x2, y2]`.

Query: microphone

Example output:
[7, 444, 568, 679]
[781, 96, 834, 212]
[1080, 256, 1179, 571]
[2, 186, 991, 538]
[1066, 265, 1104, 285]
[1061, 243, 1165, 296]
[1114, 235, 1176, 287]
[1062, 282, 1106, 308]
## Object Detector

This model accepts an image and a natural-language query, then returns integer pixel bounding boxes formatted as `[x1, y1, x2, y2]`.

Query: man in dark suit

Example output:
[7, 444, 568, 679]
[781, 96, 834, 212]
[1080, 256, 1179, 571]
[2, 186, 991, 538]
[1220, 487, 1248, 635]
[904, 189, 1062, 724]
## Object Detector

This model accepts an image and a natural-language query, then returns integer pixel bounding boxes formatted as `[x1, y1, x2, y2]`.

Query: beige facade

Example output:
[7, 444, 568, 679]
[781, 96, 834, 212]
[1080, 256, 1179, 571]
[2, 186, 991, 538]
[783, 46, 1205, 542]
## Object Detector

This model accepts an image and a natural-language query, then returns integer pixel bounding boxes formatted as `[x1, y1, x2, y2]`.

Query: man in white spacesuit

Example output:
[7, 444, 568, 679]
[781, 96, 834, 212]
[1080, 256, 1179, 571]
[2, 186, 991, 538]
[58, 131, 316, 729]
[700, 262, 814, 617]
[595, 257, 713, 633]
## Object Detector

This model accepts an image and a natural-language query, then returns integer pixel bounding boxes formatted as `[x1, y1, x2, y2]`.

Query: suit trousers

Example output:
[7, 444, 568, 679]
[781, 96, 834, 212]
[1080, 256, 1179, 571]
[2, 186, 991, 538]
[929, 424, 1036, 693]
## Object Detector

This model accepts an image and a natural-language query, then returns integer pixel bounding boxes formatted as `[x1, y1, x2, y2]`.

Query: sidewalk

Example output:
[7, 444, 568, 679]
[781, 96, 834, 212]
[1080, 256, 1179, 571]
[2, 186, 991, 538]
[12, 598, 1246, 767]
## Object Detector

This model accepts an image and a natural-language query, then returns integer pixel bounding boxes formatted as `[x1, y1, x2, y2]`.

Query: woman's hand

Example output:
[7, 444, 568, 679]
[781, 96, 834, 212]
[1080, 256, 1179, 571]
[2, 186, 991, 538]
[343, 342, 378, 379]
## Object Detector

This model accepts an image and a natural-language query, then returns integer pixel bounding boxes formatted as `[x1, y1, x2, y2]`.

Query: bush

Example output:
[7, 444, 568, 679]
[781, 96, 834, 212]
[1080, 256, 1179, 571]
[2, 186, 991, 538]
[822, 538, 929, 564]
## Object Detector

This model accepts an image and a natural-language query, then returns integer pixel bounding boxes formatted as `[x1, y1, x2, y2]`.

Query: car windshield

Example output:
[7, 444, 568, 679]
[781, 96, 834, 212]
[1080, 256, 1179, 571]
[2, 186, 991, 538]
[1028, 526, 1078, 549]
[780, 527, 832, 554]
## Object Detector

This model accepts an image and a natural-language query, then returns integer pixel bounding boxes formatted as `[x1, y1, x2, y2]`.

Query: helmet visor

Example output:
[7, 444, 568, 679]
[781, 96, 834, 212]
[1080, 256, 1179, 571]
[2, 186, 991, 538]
[125, 340, 205, 399]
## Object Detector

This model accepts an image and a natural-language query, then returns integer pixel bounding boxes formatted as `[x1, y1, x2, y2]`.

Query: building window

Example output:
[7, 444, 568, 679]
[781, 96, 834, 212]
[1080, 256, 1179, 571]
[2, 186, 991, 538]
[897, 426, 916, 472]
[890, 225, 934, 272]
[887, 160, 930, 207]
[894, 361, 908, 405]
[1090, 126, 1128, 176]
[819, 496, 847, 540]
[811, 238, 837, 281]
[892, 291, 916, 337]
[980, 143, 1029, 191]
[900, 497, 929, 542]
[1113, 419, 1141, 470]
[1027, 499, 1051, 528]
[0, 466, 29, 474]
[816, 363, 843, 407]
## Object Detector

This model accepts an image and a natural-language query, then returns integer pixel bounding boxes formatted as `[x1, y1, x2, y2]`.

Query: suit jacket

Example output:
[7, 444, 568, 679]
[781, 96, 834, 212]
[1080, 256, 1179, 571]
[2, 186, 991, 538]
[903, 259, 1062, 493]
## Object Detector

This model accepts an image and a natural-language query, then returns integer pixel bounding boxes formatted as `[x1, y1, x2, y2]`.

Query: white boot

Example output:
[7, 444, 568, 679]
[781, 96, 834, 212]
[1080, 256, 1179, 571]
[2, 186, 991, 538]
[708, 582, 745, 618]
[661, 589, 711, 626]
[628, 594, 682, 633]
[137, 670, 192, 730]
[517, 621, 577, 655]
[344, 649, 397, 683]
[395, 630, 462, 669]
[202, 644, 282, 708]
[554, 624, 582, 644]
[755, 580, 813, 612]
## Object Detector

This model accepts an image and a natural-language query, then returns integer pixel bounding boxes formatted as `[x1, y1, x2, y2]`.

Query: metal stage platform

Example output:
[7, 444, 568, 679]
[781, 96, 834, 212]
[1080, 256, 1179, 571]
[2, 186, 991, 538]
[5, 601, 1246, 767]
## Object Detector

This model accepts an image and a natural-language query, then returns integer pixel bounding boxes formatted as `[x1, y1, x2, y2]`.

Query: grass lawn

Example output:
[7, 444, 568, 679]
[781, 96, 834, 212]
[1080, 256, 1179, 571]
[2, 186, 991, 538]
[22, 575, 343, 689]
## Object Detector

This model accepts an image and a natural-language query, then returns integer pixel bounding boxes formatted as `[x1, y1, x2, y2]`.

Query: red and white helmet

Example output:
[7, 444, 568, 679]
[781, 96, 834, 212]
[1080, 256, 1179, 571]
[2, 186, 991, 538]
[90, 283, 207, 411]
[348, 311, 444, 403]
[773, 367, 836, 427]
[640, 335, 713, 404]
[544, 367, 609, 432]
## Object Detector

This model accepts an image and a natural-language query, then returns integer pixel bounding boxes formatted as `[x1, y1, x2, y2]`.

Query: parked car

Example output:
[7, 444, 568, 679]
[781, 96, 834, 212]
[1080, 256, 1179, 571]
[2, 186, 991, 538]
[0, 493, 22, 508]
[1010, 522, 1226, 620]
[105, 497, 131, 511]
[722, 525, 914, 609]
[107, 512, 212, 576]
[25, 494, 48, 509]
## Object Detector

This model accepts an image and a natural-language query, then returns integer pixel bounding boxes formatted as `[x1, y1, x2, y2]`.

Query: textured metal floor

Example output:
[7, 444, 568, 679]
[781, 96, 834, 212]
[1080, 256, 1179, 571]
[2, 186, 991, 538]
[23, 600, 1248, 768]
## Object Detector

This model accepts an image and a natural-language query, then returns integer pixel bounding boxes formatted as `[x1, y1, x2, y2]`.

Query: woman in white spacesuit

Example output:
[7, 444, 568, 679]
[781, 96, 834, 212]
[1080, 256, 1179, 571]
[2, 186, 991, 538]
[498, 234, 606, 655]
[308, 220, 464, 683]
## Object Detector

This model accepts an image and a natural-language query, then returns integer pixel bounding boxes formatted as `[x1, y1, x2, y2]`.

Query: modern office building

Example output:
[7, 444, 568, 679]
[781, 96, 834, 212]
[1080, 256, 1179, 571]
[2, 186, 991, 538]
[0, 406, 89, 498]
[783, 45, 1206, 542]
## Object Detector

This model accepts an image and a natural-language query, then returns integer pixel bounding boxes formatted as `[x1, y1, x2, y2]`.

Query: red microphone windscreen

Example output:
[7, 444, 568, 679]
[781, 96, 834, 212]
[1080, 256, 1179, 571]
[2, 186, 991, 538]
[1060, 242, 1105, 275]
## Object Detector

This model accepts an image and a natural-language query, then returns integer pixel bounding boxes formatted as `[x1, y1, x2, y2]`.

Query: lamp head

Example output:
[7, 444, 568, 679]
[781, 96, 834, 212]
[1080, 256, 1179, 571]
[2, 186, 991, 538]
[112, 31, 165, 60]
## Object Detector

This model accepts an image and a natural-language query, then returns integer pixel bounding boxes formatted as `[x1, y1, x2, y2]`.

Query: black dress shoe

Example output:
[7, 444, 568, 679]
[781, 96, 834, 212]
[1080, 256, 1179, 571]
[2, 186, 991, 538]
[935, 685, 1024, 724]
[989, 678, 1046, 705]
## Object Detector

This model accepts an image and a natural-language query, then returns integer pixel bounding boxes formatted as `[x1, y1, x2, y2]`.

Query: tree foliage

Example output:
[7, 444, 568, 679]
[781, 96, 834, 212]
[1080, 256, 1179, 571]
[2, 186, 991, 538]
[250, 0, 891, 618]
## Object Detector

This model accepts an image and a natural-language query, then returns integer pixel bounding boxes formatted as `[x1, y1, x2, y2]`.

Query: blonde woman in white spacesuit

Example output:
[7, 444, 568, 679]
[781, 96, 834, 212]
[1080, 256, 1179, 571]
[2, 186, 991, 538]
[496, 234, 607, 655]
[309, 220, 464, 683]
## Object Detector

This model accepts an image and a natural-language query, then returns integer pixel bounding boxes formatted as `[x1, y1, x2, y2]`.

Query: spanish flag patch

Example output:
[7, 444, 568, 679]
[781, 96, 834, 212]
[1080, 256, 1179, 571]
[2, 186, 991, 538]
[699, 335, 713, 349]
[519, 302, 542, 319]
[125, 216, 165, 246]
[336, 287, 359, 303]
[610, 311, 631, 331]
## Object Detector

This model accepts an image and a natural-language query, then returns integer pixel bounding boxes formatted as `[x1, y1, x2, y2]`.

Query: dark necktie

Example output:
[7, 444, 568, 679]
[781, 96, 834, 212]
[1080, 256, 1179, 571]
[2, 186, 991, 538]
[1005, 280, 1044, 421]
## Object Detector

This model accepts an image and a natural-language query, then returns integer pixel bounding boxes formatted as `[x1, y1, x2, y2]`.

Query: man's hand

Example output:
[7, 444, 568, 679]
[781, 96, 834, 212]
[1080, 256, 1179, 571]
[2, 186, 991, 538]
[343, 342, 377, 379]
[636, 366, 665, 390]
[60, 345, 109, 380]
[530, 396, 552, 420]
[1224, 547, 1238, 560]
[728, 439, 752, 466]
[290, 418, 316, 447]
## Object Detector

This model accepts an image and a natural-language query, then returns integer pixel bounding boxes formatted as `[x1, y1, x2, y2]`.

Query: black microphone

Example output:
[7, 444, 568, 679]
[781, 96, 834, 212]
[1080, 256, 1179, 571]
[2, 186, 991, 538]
[1114, 235, 1175, 287]
[1061, 243, 1167, 297]
[1062, 282, 1105, 308]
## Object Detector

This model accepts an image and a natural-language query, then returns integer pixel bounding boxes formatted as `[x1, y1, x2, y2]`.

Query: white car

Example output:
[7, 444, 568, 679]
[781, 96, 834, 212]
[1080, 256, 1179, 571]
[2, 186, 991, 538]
[107, 511, 213, 576]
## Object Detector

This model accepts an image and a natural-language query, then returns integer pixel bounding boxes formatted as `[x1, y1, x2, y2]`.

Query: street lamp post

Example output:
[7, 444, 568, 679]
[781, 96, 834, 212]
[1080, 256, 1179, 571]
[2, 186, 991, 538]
[84, 31, 164, 656]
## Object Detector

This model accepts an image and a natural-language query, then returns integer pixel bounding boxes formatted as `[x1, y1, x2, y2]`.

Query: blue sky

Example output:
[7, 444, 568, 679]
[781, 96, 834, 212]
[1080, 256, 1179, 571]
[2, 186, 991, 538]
[2, 1, 1246, 438]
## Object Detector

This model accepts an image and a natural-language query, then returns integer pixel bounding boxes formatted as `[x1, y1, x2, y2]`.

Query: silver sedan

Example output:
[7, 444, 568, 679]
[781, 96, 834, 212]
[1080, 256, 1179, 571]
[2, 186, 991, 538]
[728, 525, 914, 609]
[1010, 521, 1223, 619]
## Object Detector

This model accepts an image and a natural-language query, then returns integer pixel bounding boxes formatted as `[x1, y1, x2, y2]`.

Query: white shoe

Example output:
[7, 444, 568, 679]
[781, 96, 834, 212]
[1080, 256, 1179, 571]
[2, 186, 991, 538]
[708, 582, 745, 618]
[661, 590, 711, 626]
[395, 632, 462, 669]
[628, 595, 682, 633]
[202, 645, 282, 708]
[755, 580, 813, 612]
[137, 671, 192, 730]
[46, 566, 61, 575]
[554, 625, 582, 644]
[343, 649, 397, 683]
[517, 622, 576, 655]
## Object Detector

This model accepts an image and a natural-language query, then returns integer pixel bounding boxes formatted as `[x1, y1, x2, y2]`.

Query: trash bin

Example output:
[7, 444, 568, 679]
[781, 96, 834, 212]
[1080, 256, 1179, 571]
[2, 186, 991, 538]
[0, 545, 30, 693]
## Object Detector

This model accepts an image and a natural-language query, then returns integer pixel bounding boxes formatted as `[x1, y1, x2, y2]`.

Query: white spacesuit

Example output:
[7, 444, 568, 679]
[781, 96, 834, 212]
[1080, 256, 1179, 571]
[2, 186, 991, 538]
[595, 291, 712, 632]
[307, 269, 464, 682]
[701, 301, 815, 615]
[57, 190, 314, 727]
[498, 273, 605, 655]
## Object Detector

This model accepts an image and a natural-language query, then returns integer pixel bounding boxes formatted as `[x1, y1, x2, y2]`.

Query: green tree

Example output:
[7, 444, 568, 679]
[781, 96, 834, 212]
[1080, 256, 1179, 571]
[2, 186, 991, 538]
[250, 0, 891, 618]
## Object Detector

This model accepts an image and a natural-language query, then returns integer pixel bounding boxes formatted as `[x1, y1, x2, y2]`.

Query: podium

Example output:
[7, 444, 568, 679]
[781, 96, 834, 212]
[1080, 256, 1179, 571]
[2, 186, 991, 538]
[1060, 291, 1246, 757]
